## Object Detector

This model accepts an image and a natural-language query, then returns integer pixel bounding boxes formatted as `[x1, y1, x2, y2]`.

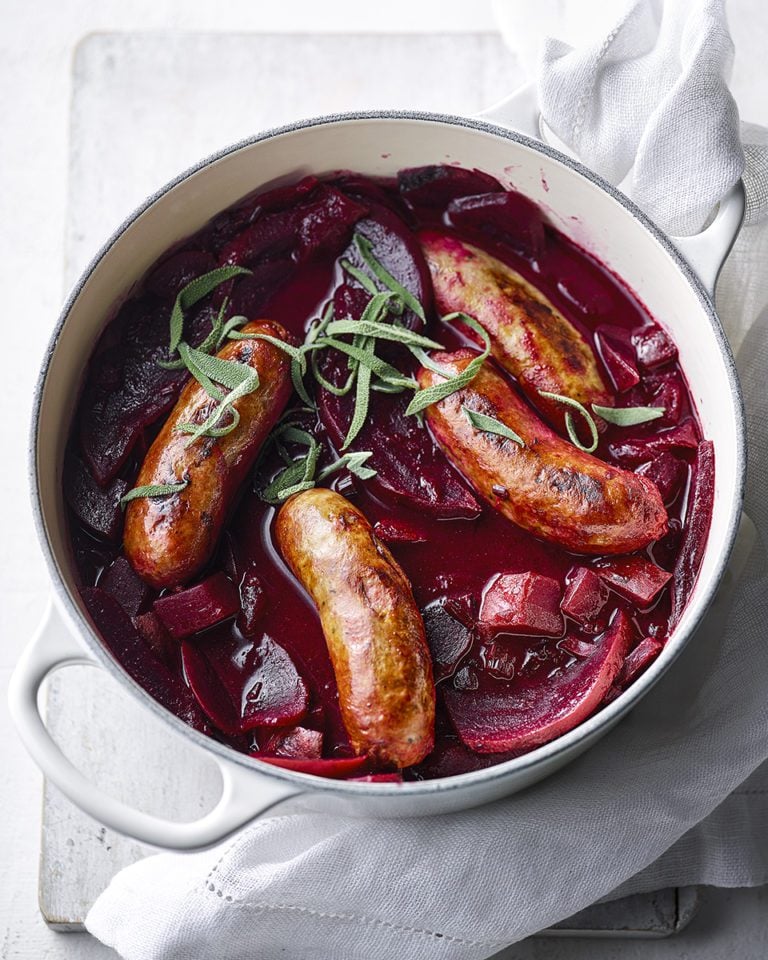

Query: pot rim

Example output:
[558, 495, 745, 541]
[30, 108, 747, 798]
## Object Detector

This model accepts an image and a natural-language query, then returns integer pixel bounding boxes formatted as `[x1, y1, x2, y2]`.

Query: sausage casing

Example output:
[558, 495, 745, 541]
[418, 351, 667, 554]
[124, 320, 293, 588]
[420, 231, 613, 431]
[275, 488, 435, 768]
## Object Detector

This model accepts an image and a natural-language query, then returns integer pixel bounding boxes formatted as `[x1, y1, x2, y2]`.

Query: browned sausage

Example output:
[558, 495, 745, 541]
[418, 351, 667, 554]
[124, 320, 293, 588]
[275, 488, 435, 767]
[420, 231, 613, 431]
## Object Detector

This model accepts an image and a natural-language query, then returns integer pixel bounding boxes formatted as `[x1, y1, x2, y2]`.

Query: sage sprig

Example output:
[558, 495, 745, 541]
[120, 481, 189, 508]
[592, 403, 665, 426]
[539, 391, 599, 453]
[462, 407, 524, 446]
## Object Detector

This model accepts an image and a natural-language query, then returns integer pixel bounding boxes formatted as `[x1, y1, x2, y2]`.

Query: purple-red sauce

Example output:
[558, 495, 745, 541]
[65, 165, 713, 781]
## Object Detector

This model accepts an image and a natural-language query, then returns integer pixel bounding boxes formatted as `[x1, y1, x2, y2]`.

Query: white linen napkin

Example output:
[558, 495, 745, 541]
[86, 3, 768, 957]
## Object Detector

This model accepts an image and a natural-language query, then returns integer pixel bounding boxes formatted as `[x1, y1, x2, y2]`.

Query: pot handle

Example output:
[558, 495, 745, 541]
[479, 82, 745, 294]
[8, 601, 302, 850]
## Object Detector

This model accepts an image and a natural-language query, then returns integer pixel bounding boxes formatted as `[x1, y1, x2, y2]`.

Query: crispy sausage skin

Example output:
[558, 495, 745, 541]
[124, 320, 293, 589]
[420, 231, 613, 431]
[275, 488, 435, 767]
[418, 351, 667, 554]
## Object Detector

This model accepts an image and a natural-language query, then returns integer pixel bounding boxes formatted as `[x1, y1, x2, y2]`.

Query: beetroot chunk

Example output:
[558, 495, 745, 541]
[632, 325, 678, 369]
[182, 634, 308, 736]
[99, 556, 151, 617]
[597, 327, 640, 392]
[479, 572, 563, 637]
[154, 573, 239, 640]
[236, 566, 268, 637]
[636, 452, 687, 506]
[671, 440, 715, 625]
[133, 610, 175, 668]
[373, 517, 428, 544]
[444, 610, 633, 753]
[398, 165, 504, 207]
[561, 567, 607, 625]
[608, 419, 699, 466]
[251, 755, 370, 779]
[446, 190, 547, 259]
[422, 599, 474, 682]
[145, 250, 216, 299]
[63, 454, 128, 541]
[596, 556, 672, 605]
[81, 587, 207, 730]
[616, 636, 664, 687]
[262, 726, 323, 760]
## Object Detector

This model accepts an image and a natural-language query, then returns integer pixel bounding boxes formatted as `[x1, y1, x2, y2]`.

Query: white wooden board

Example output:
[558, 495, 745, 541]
[41, 30, 700, 941]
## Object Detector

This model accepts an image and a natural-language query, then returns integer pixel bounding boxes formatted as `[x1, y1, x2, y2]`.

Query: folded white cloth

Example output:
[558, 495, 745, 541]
[87, 3, 768, 957]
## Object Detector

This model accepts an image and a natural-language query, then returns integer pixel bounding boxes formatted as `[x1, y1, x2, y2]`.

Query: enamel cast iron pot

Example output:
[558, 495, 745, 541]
[9, 85, 747, 850]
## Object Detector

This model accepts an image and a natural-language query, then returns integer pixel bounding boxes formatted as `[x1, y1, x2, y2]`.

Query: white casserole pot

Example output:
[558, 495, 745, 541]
[9, 87, 746, 849]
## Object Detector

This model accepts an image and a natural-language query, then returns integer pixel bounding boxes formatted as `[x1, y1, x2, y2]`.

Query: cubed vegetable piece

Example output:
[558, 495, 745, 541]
[597, 328, 640, 392]
[133, 610, 175, 668]
[446, 190, 547, 258]
[99, 556, 151, 617]
[422, 599, 474, 682]
[373, 517, 428, 544]
[479, 572, 563, 637]
[561, 567, 607, 625]
[647, 374, 684, 424]
[636, 452, 687, 506]
[154, 573, 240, 640]
[671, 441, 715, 625]
[558, 636, 597, 659]
[444, 610, 633, 752]
[63, 454, 128, 542]
[617, 636, 664, 687]
[81, 588, 207, 730]
[145, 250, 216, 299]
[608, 419, 699, 466]
[597, 556, 672, 605]
[262, 726, 323, 760]
[236, 566, 268, 637]
[398, 165, 504, 207]
[251, 755, 371, 779]
[182, 635, 308, 736]
[632, 326, 678, 369]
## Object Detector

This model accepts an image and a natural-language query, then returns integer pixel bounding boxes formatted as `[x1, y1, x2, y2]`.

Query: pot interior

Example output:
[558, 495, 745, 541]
[34, 114, 744, 774]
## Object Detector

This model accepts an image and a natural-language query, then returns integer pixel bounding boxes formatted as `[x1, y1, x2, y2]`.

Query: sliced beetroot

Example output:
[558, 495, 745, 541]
[227, 260, 293, 318]
[81, 587, 207, 730]
[79, 294, 218, 485]
[597, 327, 640, 392]
[236, 566, 267, 637]
[596, 556, 672, 605]
[409, 737, 521, 779]
[617, 636, 664, 687]
[133, 610, 175, 668]
[446, 190, 547, 259]
[63, 453, 128, 541]
[636, 452, 687, 506]
[422, 599, 474, 682]
[647, 373, 684, 425]
[296, 186, 369, 260]
[608, 419, 700, 466]
[398, 165, 504, 207]
[561, 567, 607, 625]
[479, 572, 563, 637]
[145, 250, 216, 299]
[671, 440, 715, 625]
[251, 755, 370, 779]
[154, 573, 240, 640]
[558, 636, 597, 659]
[444, 610, 633, 752]
[182, 634, 308, 735]
[632, 325, 678, 369]
[373, 517, 428, 544]
[99, 556, 151, 617]
[262, 726, 323, 760]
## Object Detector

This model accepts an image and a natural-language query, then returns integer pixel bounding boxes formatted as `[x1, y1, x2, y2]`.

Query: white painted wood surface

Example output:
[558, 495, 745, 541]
[2, 6, 768, 958]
